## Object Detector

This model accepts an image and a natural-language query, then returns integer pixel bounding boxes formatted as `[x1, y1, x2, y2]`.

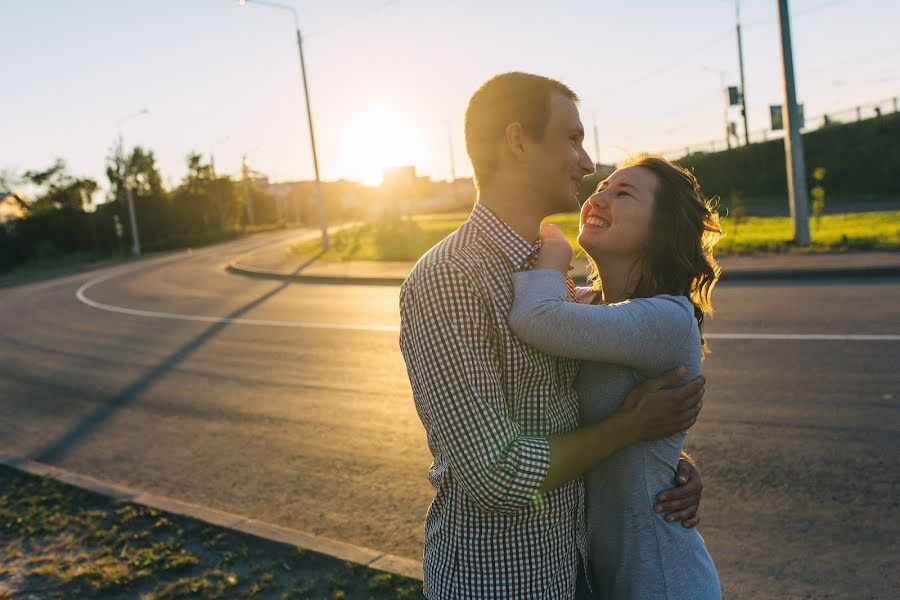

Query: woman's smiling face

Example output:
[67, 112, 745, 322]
[577, 166, 658, 263]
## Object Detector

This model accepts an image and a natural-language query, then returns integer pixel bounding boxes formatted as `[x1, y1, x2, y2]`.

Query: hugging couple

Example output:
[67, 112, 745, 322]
[399, 72, 723, 599]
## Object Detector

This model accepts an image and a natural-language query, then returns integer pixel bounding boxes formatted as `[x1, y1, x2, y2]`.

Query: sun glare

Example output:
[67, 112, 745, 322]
[344, 109, 421, 185]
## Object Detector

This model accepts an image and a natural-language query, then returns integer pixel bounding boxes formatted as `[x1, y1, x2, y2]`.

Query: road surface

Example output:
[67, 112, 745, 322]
[1, 229, 897, 598]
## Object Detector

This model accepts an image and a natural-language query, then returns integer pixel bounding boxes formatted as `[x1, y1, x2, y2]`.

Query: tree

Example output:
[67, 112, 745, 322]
[105, 146, 169, 244]
[21, 159, 97, 214]
[170, 152, 233, 234]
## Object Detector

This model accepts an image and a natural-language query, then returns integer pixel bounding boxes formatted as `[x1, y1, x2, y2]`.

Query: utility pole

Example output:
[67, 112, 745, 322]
[592, 112, 601, 168]
[119, 134, 141, 256]
[704, 67, 732, 150]
[242, 155, 255, 227]
[295, 26, 328, 249]
[777, 0, 810, 245]
[735, 0, 750, 145]
[240, 0, 328, 249]
[209, 136, 230, 230]
[447, 123, 457, 183]
[116, 109, 148, 257]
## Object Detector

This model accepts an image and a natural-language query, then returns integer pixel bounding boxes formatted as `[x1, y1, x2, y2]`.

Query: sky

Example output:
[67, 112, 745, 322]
[4, 0, 899, 199]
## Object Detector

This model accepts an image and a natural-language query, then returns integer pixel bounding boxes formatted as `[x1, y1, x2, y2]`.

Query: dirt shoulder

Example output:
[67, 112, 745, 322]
[0, 465, 422, 599]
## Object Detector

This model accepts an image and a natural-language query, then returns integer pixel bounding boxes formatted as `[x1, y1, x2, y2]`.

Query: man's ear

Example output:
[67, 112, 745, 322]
[504, 122, 527, 162]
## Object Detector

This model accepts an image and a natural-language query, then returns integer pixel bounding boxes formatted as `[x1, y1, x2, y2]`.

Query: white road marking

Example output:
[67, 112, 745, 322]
[705, 332, 900, 341]
[75, 260, 399, 333]
[75, 257, 900, 341]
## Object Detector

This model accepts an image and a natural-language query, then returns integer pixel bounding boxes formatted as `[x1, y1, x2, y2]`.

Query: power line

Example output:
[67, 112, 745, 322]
[742, 0, 849, 28]
[304, 0, 407, 39]
[590, 0, 854, 98]
[591, 28, 734, 96]
[169, 43, 298, 136]
[163, 1, 409, 161]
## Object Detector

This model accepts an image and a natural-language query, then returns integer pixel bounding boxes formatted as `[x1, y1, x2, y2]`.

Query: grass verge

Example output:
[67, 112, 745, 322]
[0, 465, 422, 599]
[289, 210, 900, 262]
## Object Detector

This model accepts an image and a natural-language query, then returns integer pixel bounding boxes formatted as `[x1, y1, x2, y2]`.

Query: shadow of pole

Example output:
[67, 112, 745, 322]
[31, 254, 323, 464]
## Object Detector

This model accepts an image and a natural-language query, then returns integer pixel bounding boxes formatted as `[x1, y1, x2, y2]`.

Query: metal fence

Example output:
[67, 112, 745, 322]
[657, 96, 899, 159]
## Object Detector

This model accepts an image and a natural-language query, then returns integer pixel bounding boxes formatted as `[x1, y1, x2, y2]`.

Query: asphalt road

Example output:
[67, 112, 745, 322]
[1, 229, 897, 599]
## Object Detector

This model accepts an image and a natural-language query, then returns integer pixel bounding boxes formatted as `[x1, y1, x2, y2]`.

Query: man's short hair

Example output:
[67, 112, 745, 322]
[464, 72, 578, 188]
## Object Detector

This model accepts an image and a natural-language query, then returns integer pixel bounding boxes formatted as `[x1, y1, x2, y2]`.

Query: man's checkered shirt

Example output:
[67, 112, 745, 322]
[399, 202, 586, 599]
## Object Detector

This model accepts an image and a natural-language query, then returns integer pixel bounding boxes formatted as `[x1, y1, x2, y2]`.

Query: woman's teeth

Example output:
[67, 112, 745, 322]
[584, 216, 610, 228]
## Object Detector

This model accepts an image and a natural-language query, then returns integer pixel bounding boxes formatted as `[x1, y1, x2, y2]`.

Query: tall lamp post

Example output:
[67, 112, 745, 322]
[702, 66, 733, 150]
[209, 136, 231, 229]
[776, 0, 810, 245]
[117, 109, 149, 256]
[239, 0, 329, 250]
[724, 0, 751, 145]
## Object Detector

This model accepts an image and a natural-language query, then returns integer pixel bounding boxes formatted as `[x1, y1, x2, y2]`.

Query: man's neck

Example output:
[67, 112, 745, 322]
[476, 180, 546, 243]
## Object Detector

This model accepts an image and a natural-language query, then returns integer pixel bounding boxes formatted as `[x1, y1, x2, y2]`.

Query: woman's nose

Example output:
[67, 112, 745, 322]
[589, 192, 608, 208]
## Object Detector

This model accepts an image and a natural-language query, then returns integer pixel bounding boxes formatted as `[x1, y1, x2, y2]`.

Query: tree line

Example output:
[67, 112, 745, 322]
[1, 148, 312, 273]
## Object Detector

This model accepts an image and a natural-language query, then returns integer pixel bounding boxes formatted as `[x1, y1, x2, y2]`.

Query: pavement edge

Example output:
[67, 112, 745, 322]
[0, 455, 423, 582]
[227, 257, 900, 286]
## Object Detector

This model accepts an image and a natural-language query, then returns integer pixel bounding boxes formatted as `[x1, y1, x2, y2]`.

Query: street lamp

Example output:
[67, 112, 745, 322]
[733, 0, 751, 145]
[701, 66, 734, 150]
[209, 136, 231, 229]
[721, 0, 750, 145]
[117, 108, 149, 256]
[238, 0, 329, 250]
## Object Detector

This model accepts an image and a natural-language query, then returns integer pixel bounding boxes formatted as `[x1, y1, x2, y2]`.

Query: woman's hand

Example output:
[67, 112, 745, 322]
[534, 223, 573, 275]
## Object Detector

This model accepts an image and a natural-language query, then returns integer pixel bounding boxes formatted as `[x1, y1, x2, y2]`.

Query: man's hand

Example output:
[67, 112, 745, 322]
[619, 368, 705, 442]
[655, 456, 703, 528]
[534, 223, 572, 274]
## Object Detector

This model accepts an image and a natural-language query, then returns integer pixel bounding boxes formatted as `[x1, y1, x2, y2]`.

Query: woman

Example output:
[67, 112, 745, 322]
[508, 154, 723, 598]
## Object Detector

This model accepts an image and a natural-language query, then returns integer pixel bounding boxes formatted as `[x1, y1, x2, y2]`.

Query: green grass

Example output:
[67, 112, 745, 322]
[545, 210, 900, 255]
[290, 210, 900, 262]
[714, 211, 900, 254]
[0, 465, 422, 599]
[289, 213, 469, 262]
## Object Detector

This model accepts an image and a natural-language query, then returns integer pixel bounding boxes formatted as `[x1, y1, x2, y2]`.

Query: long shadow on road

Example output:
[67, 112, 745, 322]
[31, 252, 325, 464]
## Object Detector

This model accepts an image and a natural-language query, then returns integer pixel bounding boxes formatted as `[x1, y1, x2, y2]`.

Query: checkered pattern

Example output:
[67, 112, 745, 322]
[399, 203, 585, 599]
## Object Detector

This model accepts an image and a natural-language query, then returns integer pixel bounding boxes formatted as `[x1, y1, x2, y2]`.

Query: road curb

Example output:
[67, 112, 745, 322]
[0, 455, 423, 582]
[225, 263, 408, 286]
[226, 259, 900, 286]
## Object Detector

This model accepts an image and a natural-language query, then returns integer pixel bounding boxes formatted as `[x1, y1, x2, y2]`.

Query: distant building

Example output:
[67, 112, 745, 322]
[0, 191, 29, 224]
[382, 166, 417, 189]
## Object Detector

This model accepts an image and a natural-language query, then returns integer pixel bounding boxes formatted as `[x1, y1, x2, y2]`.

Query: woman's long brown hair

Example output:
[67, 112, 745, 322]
[589, 154, 723, 355]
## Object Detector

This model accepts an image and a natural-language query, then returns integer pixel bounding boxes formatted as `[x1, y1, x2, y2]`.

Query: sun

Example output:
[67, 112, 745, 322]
[344, 109, 421, 185]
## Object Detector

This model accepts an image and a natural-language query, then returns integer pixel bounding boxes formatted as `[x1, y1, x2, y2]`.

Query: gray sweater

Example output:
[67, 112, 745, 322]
[509, 269, 721, 599]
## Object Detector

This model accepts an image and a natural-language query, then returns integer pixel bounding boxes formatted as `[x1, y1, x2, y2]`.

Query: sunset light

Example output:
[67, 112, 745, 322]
[343, 109, 422, 186]
[2, 2, 898, 596]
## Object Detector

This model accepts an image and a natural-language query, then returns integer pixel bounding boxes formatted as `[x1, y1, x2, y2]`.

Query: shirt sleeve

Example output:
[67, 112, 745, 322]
[399, 262, 550, 514]
[508, 268, 695, 372]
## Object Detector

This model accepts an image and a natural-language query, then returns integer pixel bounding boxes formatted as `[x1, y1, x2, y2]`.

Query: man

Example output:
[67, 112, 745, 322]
[399, 72, 705, 598]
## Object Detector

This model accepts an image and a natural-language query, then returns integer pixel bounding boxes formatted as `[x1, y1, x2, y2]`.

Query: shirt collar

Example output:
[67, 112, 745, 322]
[469, 202, 541, 271]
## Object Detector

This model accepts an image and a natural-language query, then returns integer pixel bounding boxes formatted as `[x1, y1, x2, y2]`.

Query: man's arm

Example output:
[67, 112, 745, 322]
[401, 262, 705, 511]
[539, 368, 704, 492]
[656, 453, 703, 528]
[400, 263, 553, 514]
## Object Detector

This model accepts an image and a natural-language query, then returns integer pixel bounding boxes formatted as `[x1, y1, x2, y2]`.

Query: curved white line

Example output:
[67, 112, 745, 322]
[75, 253, 900, 340]
[75, 257, 399, 333]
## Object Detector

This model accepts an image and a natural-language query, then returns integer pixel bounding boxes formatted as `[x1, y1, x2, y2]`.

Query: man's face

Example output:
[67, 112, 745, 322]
[521, 93, 595, 215]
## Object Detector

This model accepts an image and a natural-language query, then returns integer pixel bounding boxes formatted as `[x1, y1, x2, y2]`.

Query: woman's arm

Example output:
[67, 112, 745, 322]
[509, 269, 695, 371]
